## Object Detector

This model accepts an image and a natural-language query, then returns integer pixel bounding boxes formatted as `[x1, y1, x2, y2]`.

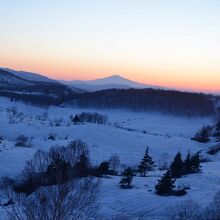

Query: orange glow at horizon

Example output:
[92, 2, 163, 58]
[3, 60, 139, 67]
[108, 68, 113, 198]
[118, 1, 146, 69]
[1, 57, 219, 93]
[1, 1, 220, 93]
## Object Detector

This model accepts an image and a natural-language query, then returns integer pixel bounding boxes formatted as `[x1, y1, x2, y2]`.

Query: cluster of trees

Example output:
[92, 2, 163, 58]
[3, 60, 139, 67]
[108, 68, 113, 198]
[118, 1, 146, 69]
[155, 151, 201, 196]
[74, 88, 215, 117]
[120, 147, 155, 188]
[0, 140, 99, 219]
[192, 126, 212, 143]
[117, 149, 202, 197]
[0, 138, 204, 219]
[192, 119, 220, 143]
[70, 112, 108, 124]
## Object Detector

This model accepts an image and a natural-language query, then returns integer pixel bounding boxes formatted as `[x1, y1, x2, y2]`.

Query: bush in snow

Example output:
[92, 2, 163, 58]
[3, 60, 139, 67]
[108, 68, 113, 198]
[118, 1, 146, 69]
[191, 126, 212, 143]
[119, 167, 133, 189]
[15, 135, 29, 147]
[48, 133, 57, 141]
[6, 107, 17, 119]
[35, 112, 48, 121]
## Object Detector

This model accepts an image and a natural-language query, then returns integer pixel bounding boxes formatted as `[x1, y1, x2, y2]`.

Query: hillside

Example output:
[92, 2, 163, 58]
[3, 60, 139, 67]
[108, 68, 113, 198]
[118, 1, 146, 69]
[0, 68, 57, 83]
[0, 97, 219, 219]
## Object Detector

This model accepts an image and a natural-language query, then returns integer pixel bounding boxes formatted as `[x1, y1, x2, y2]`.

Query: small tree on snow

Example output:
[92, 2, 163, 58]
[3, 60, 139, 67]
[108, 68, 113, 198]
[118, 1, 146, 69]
[138, 147, 155, 177]
[190, 151, 201, 173]
[120, 167, 133, 188]
[96, 161, 110, 177]
[170, 151, 184, 178]
[155, 170, 175, 195]
[184, 152, 193, 174]
[15, 135, 29, 147]
[184, 151, 201, 174]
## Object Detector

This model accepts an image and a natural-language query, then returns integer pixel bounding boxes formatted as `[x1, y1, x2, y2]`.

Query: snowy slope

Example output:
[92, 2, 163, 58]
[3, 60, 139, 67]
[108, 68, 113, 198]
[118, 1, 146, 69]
[0, 97, 219, 219]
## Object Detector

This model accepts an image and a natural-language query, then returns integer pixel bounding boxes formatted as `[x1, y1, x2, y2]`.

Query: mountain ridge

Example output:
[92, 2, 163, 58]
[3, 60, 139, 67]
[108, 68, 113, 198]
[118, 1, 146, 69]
[60, 74, 160, 91]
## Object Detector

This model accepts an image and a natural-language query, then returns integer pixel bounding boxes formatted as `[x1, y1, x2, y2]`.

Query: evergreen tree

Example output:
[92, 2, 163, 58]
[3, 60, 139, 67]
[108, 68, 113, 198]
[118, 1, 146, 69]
[119, 167, 133, 188]
[191, 151, 201, 173]
[138, 147, 155, 177]
[97, 161, 110, 177]
[74, 152, 90, 177]
[184, 152, 193, 174]
[155, 170, 175, 195]
[170, 151, 184, 178]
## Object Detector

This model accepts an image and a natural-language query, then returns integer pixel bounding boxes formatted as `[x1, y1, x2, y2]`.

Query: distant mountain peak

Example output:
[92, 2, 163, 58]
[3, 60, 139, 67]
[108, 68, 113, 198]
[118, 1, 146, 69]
[60, 74, 159, 91]
[107, 74, 123, 78]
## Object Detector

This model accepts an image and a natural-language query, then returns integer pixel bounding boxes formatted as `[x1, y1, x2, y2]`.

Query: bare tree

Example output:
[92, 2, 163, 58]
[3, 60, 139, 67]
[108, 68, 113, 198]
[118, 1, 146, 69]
[109, 154, 120, 175]
[166, 200, 201, 220]
[200, 191, 220, 220]
[2, 140, 99, 220]
[158, 153, 169, 171]
[9, 177, 99, 220]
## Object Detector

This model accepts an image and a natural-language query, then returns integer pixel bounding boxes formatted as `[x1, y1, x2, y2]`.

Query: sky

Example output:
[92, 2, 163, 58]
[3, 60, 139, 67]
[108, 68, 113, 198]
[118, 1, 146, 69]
[0, 0, 220, 93]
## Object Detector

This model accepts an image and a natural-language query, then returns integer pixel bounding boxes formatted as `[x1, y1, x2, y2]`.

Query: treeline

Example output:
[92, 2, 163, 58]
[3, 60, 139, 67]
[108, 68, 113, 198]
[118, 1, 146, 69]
[0, 87, 75, 107]
[74, 88, 215, 117]
[1, 85, 217, 117]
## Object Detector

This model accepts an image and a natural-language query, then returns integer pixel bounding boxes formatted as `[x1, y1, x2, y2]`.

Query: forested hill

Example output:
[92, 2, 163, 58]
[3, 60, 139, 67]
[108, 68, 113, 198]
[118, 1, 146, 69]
[73, 88, 215, 117]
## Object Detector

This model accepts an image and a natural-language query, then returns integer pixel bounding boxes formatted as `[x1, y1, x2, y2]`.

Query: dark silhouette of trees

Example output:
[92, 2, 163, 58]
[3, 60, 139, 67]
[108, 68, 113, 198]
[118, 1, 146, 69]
[74, 152, 90, 177]
[74, 88, 215, 117]
[190, 152, 201, 173]
[1, 139, 99, 220]
[192, 126, 211, 143]
[96, 161, 110, 177]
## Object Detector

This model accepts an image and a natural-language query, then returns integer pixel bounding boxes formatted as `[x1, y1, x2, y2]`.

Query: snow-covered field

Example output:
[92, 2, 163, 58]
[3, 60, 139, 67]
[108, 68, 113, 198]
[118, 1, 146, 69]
[0, 96, 219, 219]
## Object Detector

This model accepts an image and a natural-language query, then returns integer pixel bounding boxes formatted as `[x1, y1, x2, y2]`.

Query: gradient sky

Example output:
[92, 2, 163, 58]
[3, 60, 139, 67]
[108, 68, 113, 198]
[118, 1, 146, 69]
[0, 0, 220, 92]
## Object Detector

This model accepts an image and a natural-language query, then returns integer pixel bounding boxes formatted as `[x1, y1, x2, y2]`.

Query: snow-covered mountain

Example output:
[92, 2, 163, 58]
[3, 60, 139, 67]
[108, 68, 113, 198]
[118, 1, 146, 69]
[0, 68, 77, 99]
[0, 67, 57, 83]
[0, 69, 34, 87]
[61, 75, 158, 91]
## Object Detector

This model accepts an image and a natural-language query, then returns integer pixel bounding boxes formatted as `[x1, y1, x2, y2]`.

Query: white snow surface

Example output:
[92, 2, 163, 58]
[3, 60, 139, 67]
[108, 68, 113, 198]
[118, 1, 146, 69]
[0, 96, 219, 219]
